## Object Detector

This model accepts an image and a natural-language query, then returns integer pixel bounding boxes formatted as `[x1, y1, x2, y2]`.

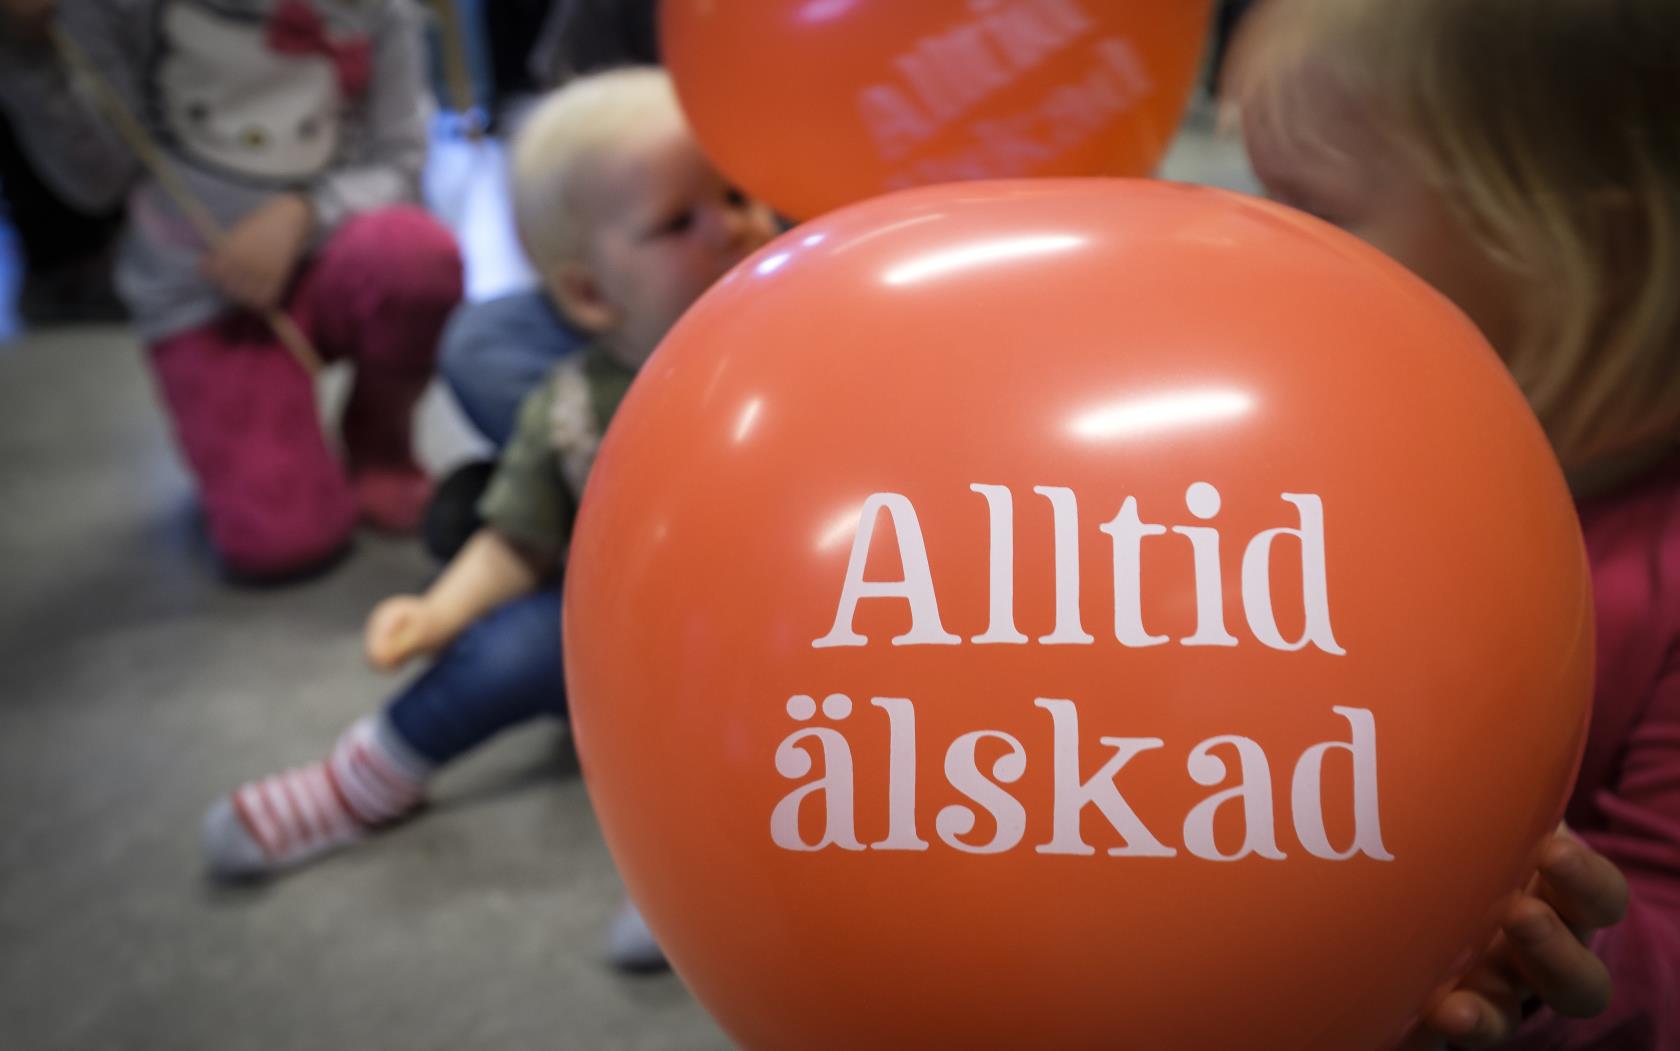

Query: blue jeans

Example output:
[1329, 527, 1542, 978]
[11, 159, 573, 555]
[439, 290, 580, 447]
[385, 589, 566, 765]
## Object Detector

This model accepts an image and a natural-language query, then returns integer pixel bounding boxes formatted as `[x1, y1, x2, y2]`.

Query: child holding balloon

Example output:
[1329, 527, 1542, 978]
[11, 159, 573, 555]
[200, 67, 775, 966]
[1234, 0, 1677, 1047]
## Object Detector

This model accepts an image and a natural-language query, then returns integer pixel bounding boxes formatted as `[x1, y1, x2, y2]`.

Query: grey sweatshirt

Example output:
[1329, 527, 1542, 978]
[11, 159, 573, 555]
[0, 0, 431, 340]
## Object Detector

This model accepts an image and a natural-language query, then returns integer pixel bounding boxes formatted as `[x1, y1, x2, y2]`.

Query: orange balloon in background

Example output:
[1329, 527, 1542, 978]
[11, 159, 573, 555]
[662, 0, 1213, 219]
[563, 181, 1593, 1051]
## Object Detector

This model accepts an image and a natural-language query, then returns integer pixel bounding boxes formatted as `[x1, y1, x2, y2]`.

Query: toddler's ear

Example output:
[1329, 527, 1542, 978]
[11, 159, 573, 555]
[547, 261, 617, 335]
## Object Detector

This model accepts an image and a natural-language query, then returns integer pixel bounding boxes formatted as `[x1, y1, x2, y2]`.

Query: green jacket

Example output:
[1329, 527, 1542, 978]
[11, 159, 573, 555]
[477, 344, 638, 565]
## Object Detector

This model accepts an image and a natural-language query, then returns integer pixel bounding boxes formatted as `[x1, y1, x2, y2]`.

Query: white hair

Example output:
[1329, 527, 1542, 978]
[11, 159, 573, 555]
[510, 66, 685, 272]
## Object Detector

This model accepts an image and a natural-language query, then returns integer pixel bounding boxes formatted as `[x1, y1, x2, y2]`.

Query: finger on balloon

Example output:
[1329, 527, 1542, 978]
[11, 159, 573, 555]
[1459, 947, 1529, 1006]
[1538, 836, 1630, 933]
[1424, 989, 1520, 1049]
[1504, 897, 1614, 1018]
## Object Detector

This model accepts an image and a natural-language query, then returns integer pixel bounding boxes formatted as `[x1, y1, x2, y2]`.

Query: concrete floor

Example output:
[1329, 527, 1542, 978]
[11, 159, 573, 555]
[0, 102, 1254, 1051]
[0, 325, 738, 1050]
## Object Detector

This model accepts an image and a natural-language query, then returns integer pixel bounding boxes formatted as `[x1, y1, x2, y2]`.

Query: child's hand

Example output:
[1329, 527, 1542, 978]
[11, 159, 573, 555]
[365, 595, 441, 670]
[201, 193, 313, 312]
[1403, 826, 1628, 1049]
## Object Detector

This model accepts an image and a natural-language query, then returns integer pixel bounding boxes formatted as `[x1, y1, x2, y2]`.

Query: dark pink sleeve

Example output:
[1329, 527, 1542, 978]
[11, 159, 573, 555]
[1513, 654, 1680, 1050]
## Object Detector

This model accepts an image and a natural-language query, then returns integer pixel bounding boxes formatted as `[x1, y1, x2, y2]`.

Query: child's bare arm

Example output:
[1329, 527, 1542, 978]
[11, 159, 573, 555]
[199, 193, 315, 312]
[365, 529, 557, 670]
[420, 528, 555, 644]
[364, 370, 576, 671]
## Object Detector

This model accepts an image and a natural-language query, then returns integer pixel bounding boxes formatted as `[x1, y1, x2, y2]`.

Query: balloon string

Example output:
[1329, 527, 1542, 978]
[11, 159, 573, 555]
[428, 0, 483, 140]
[48, 24, 325, 375]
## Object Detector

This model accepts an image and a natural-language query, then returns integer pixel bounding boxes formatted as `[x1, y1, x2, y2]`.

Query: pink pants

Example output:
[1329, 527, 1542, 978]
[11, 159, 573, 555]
[149, 206, 463, 578]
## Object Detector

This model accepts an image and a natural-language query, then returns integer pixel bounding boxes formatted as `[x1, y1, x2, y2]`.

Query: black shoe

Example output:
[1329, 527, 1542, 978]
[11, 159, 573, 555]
[423, 459, 496, 563]
[18, 254, 128, 325]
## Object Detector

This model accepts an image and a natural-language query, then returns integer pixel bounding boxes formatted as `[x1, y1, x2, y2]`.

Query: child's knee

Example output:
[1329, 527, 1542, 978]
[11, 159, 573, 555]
[337, 206, 464, 311]
[447, 597, 565, 692]
[381, 207, 463, 307]
[321, 208, 462, 375]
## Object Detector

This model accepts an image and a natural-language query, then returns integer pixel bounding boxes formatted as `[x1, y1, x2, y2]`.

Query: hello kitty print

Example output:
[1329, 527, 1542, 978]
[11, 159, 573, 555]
[155, 0, 371, 182]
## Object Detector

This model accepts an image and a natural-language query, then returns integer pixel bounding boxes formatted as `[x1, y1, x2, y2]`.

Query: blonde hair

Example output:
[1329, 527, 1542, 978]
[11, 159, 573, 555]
[1232, 0, 1680, 469]
[510, 66, 685, 272]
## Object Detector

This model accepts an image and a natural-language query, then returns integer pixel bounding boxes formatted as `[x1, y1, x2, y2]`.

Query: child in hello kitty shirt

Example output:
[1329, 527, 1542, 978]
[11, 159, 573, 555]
[0, 0, 461, 578]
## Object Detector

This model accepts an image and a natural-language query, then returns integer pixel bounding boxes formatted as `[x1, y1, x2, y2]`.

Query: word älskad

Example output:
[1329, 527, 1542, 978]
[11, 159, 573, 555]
[772, 697, 1391, 863]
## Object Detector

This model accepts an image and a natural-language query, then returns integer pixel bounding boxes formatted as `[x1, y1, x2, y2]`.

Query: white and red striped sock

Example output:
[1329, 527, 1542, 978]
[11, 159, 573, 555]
[202, 715, 432, 878]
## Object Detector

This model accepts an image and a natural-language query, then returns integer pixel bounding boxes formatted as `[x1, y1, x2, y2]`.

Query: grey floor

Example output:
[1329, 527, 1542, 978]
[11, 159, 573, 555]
[0, 102, 1254, 1051]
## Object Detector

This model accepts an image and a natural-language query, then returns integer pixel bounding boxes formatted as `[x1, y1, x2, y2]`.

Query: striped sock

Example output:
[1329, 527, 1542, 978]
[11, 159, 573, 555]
[202, 715, 431, 878]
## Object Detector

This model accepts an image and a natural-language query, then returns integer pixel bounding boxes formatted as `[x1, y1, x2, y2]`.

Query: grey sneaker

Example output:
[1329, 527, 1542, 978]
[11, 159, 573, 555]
[604, 900, 669, 973]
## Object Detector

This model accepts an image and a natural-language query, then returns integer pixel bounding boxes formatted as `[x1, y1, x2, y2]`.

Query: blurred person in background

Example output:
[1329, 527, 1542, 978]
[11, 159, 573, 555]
[0, 0, 462, 579]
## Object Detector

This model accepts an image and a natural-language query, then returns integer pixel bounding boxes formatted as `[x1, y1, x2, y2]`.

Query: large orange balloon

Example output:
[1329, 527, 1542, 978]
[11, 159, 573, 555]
[663, 0, 1212, 219]
[564, 181, 1592, 1051]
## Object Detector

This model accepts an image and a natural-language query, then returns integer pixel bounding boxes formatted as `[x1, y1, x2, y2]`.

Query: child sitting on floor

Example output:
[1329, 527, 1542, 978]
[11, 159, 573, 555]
[200, 67, 776, 968]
